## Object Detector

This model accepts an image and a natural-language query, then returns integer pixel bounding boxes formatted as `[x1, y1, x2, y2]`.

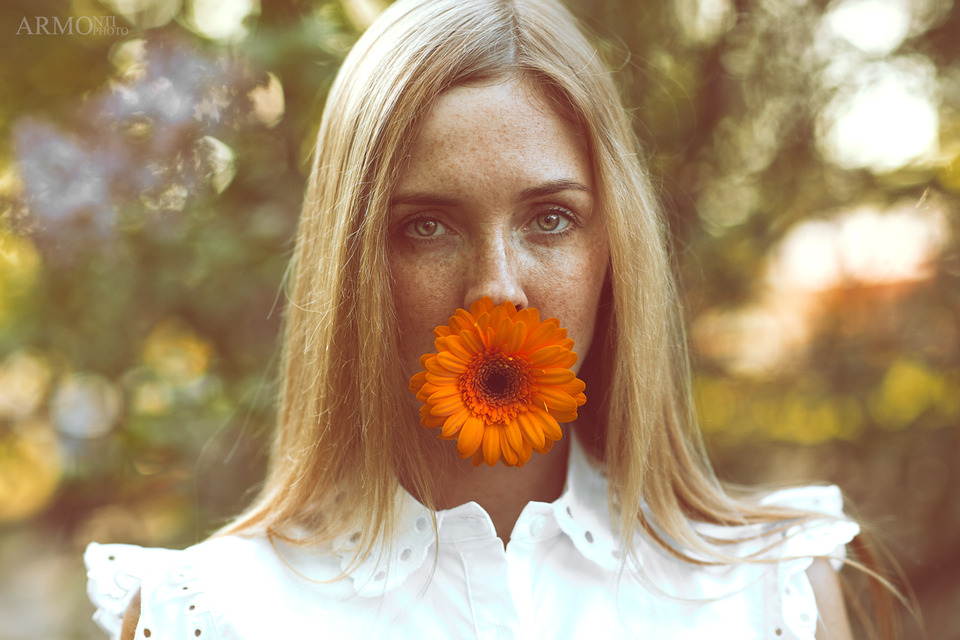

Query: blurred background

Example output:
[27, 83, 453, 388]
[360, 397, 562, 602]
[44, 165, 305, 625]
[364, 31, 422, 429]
[0, 0, 956, 637]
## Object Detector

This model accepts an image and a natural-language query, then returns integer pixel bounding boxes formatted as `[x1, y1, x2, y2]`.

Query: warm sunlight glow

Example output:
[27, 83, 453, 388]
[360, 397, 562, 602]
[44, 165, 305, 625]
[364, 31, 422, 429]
[817, 59, 939, 172]
[248, 73, 285, 128]
[769, 200, 949, 290]
[183, 0, 260, 42]
[98, 0, 181, 30]
[824, 0, 910, 55]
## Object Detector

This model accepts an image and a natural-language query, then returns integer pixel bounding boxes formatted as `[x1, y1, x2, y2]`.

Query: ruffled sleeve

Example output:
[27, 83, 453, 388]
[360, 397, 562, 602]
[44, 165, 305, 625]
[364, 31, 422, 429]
[84, 542, 220, 640]
[759, 485, 861, 640]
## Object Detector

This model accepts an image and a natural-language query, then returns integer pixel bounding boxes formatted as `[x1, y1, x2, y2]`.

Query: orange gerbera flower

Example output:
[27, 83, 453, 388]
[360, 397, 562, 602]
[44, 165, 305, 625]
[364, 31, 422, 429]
[409, 297, 587, 467]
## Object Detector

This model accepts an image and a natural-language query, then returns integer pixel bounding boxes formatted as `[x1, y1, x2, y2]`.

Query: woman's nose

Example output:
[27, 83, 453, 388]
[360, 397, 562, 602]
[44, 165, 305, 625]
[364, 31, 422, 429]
[463, 235, 528, 310]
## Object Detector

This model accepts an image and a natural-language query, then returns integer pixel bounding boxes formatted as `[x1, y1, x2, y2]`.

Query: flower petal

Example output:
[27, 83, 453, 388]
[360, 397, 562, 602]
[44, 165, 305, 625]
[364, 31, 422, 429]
[428, 385, 461, 403]
[459, 329, 485, 354]
[530, 406, 563, 441]
[426, 371, 460, 386]
[437, 351, 468, 374]
[489, 305, 507, 329]
[424, 356, 454, 376]
[533, 368, 575, 386]
[431, 394, 465, 416]
[521, 319, 561, 352]
[499, 428, 519, 466]
[416, 383, 438, 402]
[518, 438, 533, 465]
[528, 345, 566, 367]
[516, 410, 546, 449]
[409, 370, 428, 393]
[514, 307, 540, 328]
[441, 408, 470, 438]
[504, 321, 527, 354]
[475, 312, 491, 337]
[418, 382, 442, 395]
[504, 419, 524, 454]
[442, 335, 476, 361]
[482, 425, 500, 466]
[470, 298, 495, 316]
[420, 404, 446, 428]
[550, 409, 580, 423]
[553, 377, 587, 396]
[451, 309, 476, 334]
[491, 316, 511, 349]
[528, 345, 578, 369]
[537, 386, 579, 413]
[457, 416, 484, 457]
[532, 438, 555, 455]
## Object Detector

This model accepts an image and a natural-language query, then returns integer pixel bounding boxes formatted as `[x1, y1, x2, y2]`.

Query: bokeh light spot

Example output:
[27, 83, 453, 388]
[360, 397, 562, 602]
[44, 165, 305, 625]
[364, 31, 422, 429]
[769, 200, 949, 290]
[97, 0, 182, 30]
[869, 359, 948, 429]
[817, 58, 939, 172]
[182, 0, 260, 43]
[341, 0, 387, 31]
[0, 229, 41, 320]
[0, 352, 53, 421]
[0, 419, 62, 523]
[200, 136, 236, 194]
[823, 0, 910, 55]
[143, 318, 213, 386]
[51, 373, 122, 439]
[248, 73, 285, 129]
[675, 0, 735, 45]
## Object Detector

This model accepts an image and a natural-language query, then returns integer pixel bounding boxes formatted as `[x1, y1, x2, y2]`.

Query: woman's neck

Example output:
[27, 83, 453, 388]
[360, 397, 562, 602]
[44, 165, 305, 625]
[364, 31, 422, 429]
[412, 434, 571, 545]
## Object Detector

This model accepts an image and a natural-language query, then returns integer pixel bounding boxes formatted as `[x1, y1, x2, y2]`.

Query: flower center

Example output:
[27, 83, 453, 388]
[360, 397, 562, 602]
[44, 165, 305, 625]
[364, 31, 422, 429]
[478, 359, 521, 401]
[460, 352, 533, 424]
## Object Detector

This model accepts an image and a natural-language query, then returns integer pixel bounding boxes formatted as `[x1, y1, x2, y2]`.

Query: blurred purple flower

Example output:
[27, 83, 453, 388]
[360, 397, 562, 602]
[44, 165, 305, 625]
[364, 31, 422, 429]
[97, 34, 251, 132]
[11, 32, 265, 251]
[14, 119, 117, 233]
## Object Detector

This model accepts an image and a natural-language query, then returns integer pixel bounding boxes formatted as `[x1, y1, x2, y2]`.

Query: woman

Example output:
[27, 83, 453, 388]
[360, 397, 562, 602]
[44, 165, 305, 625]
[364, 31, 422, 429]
[86, 0, 883, 637]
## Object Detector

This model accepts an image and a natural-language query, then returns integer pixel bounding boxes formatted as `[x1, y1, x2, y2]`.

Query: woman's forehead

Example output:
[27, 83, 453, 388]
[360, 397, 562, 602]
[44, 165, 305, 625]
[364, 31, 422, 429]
[393, 80, 592, 200]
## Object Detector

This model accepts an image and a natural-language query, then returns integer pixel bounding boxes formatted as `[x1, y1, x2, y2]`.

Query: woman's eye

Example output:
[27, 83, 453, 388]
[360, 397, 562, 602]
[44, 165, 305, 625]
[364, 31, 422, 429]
[534, 210, 572, 233]
[405, 218, 446, 238]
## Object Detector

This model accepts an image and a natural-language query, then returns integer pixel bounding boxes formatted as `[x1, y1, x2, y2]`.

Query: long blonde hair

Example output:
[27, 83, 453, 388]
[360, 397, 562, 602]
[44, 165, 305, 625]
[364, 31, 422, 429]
[223, 0, 876, 591]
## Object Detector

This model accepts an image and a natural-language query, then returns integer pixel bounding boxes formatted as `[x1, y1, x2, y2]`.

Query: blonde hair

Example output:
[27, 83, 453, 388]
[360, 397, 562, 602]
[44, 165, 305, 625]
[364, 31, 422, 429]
[221, 1, 899, 621]
[223, 0, 787, 552]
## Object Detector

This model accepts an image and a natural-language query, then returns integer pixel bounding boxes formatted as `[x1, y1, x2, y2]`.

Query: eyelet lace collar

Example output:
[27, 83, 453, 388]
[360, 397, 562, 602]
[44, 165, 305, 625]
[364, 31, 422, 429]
[332, 435, 619, 596]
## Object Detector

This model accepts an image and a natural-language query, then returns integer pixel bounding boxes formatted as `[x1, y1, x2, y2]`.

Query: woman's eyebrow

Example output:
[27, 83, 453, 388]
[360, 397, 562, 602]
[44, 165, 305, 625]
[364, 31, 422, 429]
[390, 179, 592, 208]
[517, 179, 593, 201]
[389, 192, 461, 208]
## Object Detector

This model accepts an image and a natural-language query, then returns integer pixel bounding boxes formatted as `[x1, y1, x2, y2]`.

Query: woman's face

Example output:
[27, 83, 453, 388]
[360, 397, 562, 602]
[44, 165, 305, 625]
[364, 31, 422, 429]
[389, 79, 609, 381]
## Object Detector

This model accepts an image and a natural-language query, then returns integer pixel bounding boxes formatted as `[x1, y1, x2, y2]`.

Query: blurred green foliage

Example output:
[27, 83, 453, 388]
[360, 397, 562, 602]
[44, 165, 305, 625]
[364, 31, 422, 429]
[0, 0, 958, 637]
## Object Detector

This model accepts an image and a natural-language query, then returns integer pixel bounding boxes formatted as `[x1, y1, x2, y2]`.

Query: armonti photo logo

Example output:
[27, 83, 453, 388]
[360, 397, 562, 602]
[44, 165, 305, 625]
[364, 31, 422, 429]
[16, 15, 129, 36]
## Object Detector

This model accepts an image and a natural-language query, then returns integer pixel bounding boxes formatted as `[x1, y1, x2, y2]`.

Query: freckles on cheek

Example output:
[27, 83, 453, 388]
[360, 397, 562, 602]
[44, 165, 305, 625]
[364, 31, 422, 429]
[390, 258, 454, 362]
[533, 244, 608, 361]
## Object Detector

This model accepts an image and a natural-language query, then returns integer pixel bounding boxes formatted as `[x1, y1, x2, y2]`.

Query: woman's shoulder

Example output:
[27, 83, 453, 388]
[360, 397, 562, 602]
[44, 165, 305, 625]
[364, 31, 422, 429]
[84, 536, 259, 639]
[756, 485, 859, 639]
[661, 484, 860, 639]
[690, 484, 860, 558]
[758, 484, 860, 566]
[84, 533, 348, 640]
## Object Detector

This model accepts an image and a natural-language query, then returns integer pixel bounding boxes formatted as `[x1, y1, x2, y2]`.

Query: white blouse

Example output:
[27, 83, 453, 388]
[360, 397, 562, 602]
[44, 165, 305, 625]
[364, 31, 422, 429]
[85, 439, 858, 640]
